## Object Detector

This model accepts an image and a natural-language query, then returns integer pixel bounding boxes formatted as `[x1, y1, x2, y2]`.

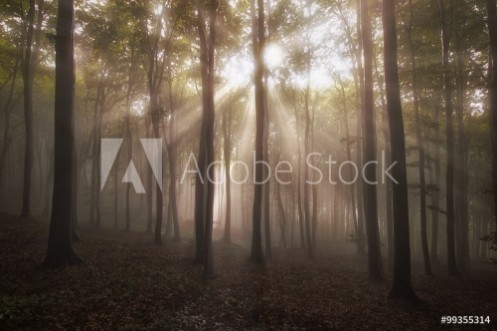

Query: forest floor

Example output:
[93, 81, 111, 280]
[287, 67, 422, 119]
[0, 213, 496, 330]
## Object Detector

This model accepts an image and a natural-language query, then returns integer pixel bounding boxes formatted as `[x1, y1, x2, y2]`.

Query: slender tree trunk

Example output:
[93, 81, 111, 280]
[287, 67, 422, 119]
[486, 0, 497, 230]
[430, 97, 442, 265]
[195, 0, 217, 277]
[360, 0, 382, 281]
[21, 0, 36, 217]
[113, 124, 121, 230]
[303, 79, 314, 258]
[263, 100, 271, 258]
[166, 52, 181, 242]
[44, 0, 81, 266]
[382, 0, 416, 300]
[145, 117, 153, 234]
[374, 50, 394, 272]
[193, 5, 211, 264]
[124, 37, 136, 232]
[276, 178, 287, 248]
[454, 41, 470, 273]
[223, 101, 232, 243]
[249, 0, 265, 264]
[292, 94, 305, 248]
[202, 0, 217, 278]
[0, 53, 20, 187]
[405, 0, 431, 275]
[148, 89, 163, 245]
[437, 0, 459, 276]
[355, 0, 366, 256]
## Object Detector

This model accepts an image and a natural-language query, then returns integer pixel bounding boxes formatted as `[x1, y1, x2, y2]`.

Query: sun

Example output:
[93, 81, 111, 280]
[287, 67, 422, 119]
[264, 44, 283, 69]
[220, 44, 284, 88]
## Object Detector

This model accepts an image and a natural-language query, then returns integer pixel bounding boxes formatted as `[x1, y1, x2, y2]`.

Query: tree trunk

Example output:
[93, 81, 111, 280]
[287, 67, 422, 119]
[292, 93, 305, 249]
[166, 51, 181, 242]
[263, 99, 271, 258]
[202, 0, 217, 278]
[437, 0, 459, 276]
[382, 0, 416, 300]
[374, 49, 394, 272]
[0, 52, 20, 187]
[430, 97, 442, 266]
[195, 0, 217, 277]
[276, 179, 287, 248]
[360, 0, 382, 281]
[249, 0, 265, 264]
[355, 0, 366, 256]
[223, 101, 232, 243]
[44, 0, 81, 267]
[486, 0, 497, 230]
[454, 39, 470, 273]
[405, 0, 431, 275]
[21, 0, 36, 218]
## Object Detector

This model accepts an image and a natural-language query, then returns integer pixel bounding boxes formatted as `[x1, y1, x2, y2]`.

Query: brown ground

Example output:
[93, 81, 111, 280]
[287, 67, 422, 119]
[0, 213, 496, 330]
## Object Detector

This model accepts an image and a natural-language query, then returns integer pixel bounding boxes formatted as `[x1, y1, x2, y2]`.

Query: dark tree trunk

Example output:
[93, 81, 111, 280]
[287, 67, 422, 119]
[195, 0, 217, 277]
[166, 51, 180, 242]
[21, 0, 36, 218]
[167, 143, 180, 241]
[437, 0, 459, 276]
[486, 0, 497, 230]
[337, 77, 360, 253]
[249, 0, 265, 264]
[44, 0, 81, 267]
[263, 104, 271, 258]
[374, 51, 394, 272]
[276, 179, 287, 248]
[0, 52, 20, 187]
[382, 0, 416, 300]
[149, 92, 163, 245]
[145, 119, 153, 234]
[430, 99, 442, 266]
[292, 93, 305, 249]
[454, 38, 470, 273]
[124, 36, 136, 232]
[405, 0, 431, 275]
[223, 101, 232, 244]
[360, 0, 382, 281]
[355, 0, 366, 256]
[203, 0, 217, 278]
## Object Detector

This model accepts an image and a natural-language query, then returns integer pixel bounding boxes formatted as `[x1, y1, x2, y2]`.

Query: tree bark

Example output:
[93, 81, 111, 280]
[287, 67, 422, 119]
[437, 0, 459, 276]
[0, 52, 20, 187]
[223, 100, 232, 243]
[360, 0, 382, 281]
[486, 0, 497, 230]
[21, 0, 36, 217]
[382, 0, 416, 300]
[44, 0, 81, 267]
[405, 0, 431, 275]
[249, 0, 265, 264]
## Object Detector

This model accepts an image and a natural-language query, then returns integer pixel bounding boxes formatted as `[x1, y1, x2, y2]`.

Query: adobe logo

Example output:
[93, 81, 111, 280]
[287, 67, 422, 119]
[100, 138, 162, 193]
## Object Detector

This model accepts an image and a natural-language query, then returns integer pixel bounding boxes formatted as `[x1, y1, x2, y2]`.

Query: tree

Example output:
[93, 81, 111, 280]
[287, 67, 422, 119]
[360, 0, 382, 281]
[21, 0, 36, 217]
[44, 0, 81, 267]
[401, 0, 431, 275]
[250, 0, 266, 264]
[487, 0, 497, 230]
[437, 0, 459, 276]
[222, 97, 233, 244]
[195, 0, 218, 277]
[382, 0, 416, 300]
